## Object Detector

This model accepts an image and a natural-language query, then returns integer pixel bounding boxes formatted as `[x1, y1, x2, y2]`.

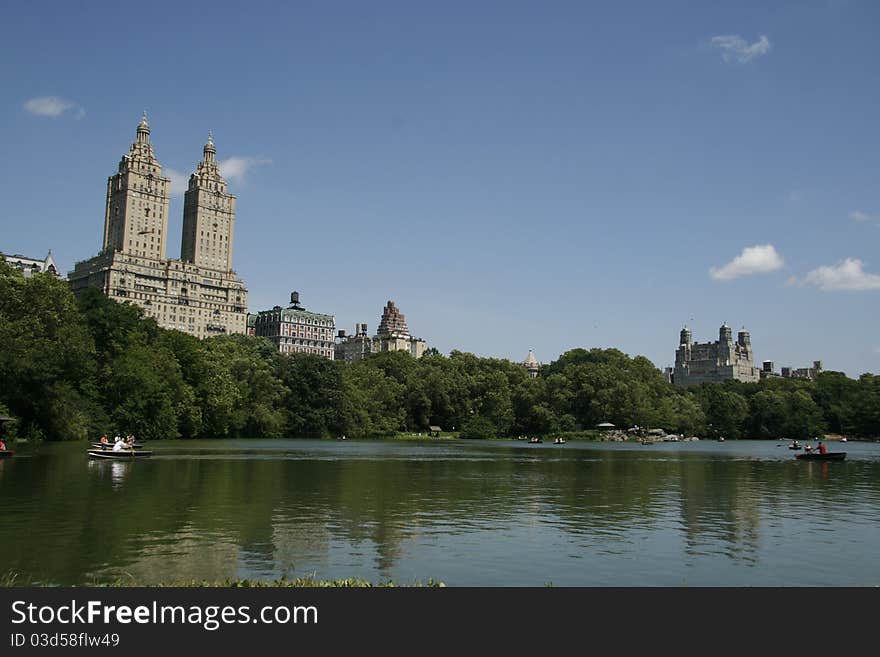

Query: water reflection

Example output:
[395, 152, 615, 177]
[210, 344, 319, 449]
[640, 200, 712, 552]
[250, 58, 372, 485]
[86, 459, 131, 490]
[1, 440, 879, 585]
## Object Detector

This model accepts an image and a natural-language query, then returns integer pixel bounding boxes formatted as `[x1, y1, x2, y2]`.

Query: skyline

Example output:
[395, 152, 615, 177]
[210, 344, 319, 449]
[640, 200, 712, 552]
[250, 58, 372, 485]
[2, 1, 879, 377]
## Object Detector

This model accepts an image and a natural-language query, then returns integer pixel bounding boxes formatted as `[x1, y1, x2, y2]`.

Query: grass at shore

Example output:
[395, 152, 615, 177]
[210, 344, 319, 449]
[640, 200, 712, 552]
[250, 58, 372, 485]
[1, 572, 445, 587]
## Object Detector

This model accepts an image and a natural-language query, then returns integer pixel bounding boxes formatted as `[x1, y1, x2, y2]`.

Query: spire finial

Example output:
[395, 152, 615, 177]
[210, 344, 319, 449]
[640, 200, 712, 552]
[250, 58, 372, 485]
[136, 111, 150, 142]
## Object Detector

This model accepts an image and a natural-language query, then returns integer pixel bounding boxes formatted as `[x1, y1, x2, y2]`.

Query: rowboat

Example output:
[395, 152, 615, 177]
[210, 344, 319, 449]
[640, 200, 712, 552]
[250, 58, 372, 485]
[794, 452, 846, 461]
[87, 449, 152, 460]
[90, 442, 145, 449]
[0, 450, 14, 459]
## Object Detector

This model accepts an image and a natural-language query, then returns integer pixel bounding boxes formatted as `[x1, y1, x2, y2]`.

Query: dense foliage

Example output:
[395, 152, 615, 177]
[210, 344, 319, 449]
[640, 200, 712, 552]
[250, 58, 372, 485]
[0, 262, 878, 441]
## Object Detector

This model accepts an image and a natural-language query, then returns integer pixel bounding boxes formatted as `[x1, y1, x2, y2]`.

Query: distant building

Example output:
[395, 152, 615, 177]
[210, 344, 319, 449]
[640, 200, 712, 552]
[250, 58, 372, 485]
[673, 323, 760, 386]
[334, 323, 374, 364]
[249, 292, 335, 359]
[67, 115, 248, 338]
[663, 366, 674, 384]
[522, 350, 540, 378]
[761, 359, 823, 381]
[335, 300, 426, 364]
[1, 251, 61, 278]
[759, 360, 780, 379]
[785, 361, 823, 380]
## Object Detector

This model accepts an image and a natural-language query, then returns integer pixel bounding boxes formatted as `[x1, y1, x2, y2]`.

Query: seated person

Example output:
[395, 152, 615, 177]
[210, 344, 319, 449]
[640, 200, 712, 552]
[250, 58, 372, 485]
[112, 437, 128, 452]
[818, 441, 827, 454]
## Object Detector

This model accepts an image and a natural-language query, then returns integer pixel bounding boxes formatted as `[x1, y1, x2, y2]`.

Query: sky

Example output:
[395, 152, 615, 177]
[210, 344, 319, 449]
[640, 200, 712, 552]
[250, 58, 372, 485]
[1, 0, 878, 377]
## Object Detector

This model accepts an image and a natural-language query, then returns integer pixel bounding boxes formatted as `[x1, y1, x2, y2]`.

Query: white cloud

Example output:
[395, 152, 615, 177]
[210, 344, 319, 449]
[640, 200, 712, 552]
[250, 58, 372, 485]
[164, 168, 190, 197]
[803, 258, 880, 291]
[710, 244, 785, 281]
[23, 96, 84, 118]
[850, 210, 874, 222]
[218, 156, 272, 183]
[163, 157, 271, 197]
[710, 34, 771, 63]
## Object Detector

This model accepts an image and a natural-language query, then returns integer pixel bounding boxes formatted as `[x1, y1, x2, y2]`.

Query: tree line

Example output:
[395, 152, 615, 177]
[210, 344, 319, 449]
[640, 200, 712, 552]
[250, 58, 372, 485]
[1, 261, 878, 441]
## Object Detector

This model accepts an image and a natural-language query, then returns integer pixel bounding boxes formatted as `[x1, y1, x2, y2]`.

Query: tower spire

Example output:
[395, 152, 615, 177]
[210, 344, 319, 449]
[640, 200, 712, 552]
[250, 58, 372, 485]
[203, 130, 216, 164]
[136, 111, 150, 144]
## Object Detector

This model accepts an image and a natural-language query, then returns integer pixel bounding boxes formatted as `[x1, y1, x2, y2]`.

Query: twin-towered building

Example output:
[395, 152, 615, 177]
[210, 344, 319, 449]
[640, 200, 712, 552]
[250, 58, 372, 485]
[67, 115, 248, 337]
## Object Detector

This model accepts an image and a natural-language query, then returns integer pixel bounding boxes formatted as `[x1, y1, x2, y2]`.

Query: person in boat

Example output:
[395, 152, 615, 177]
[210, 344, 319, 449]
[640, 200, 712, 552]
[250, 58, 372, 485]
[0, 439, 6, 451]
[817, 440, 827, 455]
[112, 436, 129, 452]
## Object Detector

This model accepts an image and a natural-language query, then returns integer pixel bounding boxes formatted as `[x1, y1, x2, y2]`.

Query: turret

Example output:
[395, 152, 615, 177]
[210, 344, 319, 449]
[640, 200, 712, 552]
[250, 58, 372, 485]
[720, 323, 732, 343]
[680, 326, 692, 346]
[737, 328, 750, 348]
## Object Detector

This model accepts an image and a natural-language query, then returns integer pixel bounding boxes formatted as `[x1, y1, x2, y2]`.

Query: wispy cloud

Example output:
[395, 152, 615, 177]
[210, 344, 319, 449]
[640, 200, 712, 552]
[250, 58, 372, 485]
[710, 244, 784, 281]
[850, 210, 876, 223]
[23, 96, 85, 119]
[710, 34, 771, 63]
[218, 156, 272, 183]
[802, 258, 880, 291]
[164, 168, 190, 197]
[163, 157, 271, 197]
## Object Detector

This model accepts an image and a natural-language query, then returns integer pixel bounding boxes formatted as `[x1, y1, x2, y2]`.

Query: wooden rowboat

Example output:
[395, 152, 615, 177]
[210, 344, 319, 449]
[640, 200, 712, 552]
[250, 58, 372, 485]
[0, 450, 14, 459]
[87, 449, 152, 460]
[794, 452, 846, 461]
[90, 442, 145, 449]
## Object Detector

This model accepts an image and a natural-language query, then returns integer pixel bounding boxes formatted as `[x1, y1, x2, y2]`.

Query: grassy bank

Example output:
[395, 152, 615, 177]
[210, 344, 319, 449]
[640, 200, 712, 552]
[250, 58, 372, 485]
[1, 572, 445, 587]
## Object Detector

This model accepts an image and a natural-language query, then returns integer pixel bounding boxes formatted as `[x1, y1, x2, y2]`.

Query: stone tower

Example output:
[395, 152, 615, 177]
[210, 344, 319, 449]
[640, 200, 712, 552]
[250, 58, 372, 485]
[180, 132, 236, 271]
[377, 300, 409, 336]
[102, 113, 171, 259]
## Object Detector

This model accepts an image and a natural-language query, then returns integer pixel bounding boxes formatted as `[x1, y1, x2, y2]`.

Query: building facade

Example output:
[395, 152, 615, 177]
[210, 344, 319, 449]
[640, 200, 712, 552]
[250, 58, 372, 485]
[249, 292, 336, 358]
[1, 251, 61, 278]
[672, 323, 760, 386]
[68, 116, 248, 338]
[335, 300, 426, 364]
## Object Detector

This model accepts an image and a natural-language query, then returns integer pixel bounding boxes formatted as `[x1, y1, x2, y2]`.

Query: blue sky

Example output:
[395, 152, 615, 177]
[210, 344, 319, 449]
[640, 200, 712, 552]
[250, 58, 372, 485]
[2, 0, 878, 376]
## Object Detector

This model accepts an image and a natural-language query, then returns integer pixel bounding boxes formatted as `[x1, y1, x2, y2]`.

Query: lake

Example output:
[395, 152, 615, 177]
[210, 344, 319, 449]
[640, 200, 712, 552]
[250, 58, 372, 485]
[1, 438, 878, 586]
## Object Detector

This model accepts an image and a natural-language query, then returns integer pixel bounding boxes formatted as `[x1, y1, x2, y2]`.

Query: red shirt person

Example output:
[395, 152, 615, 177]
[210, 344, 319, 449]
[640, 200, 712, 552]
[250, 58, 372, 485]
[818, 441, 827, 454]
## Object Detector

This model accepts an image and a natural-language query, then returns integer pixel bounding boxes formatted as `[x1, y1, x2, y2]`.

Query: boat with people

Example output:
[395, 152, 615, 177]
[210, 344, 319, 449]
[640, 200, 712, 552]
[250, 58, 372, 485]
[0, 449, 14, 459]
[795, 452, 846, 461]
[87, 449, 152, 460]
[553, 437, 566, 445]
[90, 442, 145, 450]
[788, 441, 802, 450]
[528, 437, 543, 444]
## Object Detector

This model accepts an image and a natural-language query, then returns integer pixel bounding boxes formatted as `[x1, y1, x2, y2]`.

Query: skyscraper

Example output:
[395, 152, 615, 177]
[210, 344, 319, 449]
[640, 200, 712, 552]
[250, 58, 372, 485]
[68, 115, 248, 337]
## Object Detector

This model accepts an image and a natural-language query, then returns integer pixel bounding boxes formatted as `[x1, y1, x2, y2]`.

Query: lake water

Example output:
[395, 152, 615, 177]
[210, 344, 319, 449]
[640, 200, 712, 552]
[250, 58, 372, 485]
[1, 439, 878, 586]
